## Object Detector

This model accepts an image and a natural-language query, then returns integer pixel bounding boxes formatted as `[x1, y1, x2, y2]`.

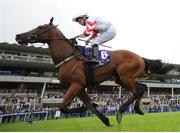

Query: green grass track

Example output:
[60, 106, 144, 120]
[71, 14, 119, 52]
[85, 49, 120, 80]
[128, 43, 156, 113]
[1, 112, 180, 132]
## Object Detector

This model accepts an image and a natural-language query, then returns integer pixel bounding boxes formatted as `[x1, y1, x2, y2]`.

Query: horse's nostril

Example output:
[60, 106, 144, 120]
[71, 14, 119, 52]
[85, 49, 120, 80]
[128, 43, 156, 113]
[15, 34, 20, 40]
[15, 34, 22, 43]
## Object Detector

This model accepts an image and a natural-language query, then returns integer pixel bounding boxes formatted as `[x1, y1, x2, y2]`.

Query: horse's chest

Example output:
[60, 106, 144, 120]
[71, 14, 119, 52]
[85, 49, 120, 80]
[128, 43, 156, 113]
[58, 63, 77, 83]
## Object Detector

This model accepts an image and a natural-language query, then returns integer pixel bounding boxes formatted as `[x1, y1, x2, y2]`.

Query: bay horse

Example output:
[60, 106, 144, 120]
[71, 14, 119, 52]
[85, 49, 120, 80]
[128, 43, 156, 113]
[15, 17, 174, 126]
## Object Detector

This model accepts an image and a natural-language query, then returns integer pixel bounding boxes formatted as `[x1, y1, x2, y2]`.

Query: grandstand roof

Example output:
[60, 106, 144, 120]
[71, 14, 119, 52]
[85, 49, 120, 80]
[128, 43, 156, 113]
[173, 64, 180, 71]
[0, 42, 49, 55]
[0, 42, 56, 71]
[0, 60, 56, 71]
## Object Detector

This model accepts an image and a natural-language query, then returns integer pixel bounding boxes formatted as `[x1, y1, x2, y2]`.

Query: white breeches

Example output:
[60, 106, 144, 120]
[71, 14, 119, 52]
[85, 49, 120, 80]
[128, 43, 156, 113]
[90, 25, 117, 46]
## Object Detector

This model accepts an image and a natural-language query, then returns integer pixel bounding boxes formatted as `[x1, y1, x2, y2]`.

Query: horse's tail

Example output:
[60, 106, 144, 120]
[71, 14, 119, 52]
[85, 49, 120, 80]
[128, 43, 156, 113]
[143, 57, 175, 74]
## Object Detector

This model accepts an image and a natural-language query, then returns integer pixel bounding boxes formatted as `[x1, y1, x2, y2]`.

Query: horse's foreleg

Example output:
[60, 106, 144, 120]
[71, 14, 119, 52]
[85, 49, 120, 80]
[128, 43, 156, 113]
[78, 90, 110, 127]
[60, 82, 82, 113]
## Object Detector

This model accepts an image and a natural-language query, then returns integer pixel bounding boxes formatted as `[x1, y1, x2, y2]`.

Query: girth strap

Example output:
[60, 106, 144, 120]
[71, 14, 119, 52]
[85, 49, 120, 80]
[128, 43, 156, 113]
[55, 52, 82, 68]
[55, 55, 76, 68]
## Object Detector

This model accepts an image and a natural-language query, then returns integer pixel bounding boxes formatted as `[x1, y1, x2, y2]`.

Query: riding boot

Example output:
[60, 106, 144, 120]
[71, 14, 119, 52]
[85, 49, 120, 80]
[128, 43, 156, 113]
[88, 44, 99, 64]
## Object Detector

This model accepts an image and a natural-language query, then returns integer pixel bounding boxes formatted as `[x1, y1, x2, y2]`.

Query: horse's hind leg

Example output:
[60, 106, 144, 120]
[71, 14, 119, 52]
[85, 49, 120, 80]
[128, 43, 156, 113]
[118, 76, 139, 112]
[116, 80, 145, 123]
[116, 76, 140, 123]
[78, 90, 110, 127]
[134, 82, 146, 115]
[116, 59, 145, 112]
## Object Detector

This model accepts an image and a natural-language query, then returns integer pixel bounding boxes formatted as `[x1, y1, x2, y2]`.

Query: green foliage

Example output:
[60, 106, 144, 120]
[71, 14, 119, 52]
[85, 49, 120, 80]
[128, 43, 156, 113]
[1, 112, 180, 131]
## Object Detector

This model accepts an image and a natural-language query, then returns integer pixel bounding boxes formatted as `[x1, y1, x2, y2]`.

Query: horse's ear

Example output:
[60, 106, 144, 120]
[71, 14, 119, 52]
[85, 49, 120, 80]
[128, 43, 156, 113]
[49, 17, 54, 25]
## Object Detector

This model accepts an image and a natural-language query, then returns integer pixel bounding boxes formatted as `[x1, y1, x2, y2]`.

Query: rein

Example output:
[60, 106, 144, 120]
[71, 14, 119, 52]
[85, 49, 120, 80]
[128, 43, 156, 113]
[27, 25, 68, 42]
[78, 38, 112, 48]
[37, 24, 59, 37]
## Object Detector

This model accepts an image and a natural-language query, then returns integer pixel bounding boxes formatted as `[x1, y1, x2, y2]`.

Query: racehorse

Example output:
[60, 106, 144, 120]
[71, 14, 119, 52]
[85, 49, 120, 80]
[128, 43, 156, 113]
[15, 17, 174, 126]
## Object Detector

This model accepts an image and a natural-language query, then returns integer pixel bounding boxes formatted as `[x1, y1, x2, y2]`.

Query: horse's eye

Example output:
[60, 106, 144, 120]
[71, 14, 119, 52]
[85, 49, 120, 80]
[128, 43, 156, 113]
[37, 26, 43, 29]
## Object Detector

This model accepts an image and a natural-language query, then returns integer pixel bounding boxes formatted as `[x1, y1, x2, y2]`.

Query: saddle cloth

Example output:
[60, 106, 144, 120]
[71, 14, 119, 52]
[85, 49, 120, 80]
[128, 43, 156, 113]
[77, 45, 111, 67]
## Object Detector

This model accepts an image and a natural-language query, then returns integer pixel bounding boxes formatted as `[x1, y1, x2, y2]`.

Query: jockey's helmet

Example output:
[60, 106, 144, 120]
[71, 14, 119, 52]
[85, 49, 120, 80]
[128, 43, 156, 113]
[72, 14, 89, 22]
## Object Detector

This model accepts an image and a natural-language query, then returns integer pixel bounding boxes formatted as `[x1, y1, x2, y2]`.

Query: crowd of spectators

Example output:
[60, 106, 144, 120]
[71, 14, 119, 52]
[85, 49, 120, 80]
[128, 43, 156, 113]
[43, 92, 64, 99]
[144, 95, 180, 113]
[0, 89, 38, 115]
[1, 88, 180, 124]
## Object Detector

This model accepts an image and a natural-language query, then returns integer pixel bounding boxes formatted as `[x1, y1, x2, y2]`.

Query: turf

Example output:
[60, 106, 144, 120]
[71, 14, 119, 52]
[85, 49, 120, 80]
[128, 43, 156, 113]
[0, 112, 180, 131]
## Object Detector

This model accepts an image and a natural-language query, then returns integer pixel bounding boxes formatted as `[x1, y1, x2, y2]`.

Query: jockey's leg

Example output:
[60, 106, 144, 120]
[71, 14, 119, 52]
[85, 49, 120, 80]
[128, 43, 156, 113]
[91, 25, 116, 46]
[86, 25, 116, 64]
[89, 44, 99, 64]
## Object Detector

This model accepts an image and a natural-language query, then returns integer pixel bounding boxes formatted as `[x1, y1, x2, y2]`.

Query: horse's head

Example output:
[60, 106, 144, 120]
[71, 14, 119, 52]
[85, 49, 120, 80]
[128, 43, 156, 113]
[16, 17, 57, 45]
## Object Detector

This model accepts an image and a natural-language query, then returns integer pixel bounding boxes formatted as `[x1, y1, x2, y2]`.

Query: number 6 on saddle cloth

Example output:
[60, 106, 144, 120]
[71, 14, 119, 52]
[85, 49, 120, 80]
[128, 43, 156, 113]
[78, 45, 111, 66]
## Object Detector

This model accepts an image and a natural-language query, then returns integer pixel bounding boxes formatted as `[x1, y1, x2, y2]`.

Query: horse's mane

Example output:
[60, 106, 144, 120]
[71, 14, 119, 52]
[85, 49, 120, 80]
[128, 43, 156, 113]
[55, 27, 83, 55]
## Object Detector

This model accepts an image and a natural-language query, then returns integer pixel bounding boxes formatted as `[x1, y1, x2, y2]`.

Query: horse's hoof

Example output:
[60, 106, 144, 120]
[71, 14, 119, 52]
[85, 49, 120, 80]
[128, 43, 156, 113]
[137, 110, 144, 115]
[107, 124, 113, 127]
[135, 107, 144, 115]
[116, 111, 123, 124]
[104, 119, 110, 127]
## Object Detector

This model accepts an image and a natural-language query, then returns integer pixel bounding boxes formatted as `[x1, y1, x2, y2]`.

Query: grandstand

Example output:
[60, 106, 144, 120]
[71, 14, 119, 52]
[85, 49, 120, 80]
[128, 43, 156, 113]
[0, 42, 180, 124]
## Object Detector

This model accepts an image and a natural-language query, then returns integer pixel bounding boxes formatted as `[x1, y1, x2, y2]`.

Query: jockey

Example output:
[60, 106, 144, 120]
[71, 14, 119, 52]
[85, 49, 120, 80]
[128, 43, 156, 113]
[72, 14, 117, 64]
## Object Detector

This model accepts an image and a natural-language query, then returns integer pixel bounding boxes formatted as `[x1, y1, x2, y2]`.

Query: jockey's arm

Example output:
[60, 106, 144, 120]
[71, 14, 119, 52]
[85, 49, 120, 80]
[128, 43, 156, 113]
[77, 18, 96, 39]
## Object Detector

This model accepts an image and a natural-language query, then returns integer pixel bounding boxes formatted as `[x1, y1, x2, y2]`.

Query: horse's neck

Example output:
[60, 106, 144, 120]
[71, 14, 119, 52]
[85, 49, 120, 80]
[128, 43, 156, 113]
[47, 29, 74, 65]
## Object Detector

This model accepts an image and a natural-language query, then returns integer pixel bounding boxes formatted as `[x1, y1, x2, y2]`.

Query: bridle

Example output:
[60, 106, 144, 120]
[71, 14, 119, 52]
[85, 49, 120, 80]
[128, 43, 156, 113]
[27, 24, 68, 43]
[25, 24, 82, 68]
